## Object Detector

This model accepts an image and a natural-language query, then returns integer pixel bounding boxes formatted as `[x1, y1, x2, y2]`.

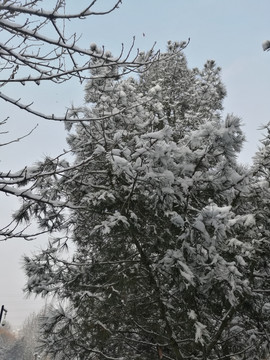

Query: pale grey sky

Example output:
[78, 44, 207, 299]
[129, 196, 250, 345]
[1, 0, 270, 329]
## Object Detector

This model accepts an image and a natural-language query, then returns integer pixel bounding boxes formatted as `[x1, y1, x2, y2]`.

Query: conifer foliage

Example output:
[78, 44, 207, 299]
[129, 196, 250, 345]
[23, 44, 270, 359]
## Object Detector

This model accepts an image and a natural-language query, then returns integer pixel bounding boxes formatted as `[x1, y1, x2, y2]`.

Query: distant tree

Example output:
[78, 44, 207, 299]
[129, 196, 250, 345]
[22, 43, 270, 360]
[3, 339, 25, 360]
[0, 325, 16, 359]
[18, 313, 41, 360]
[0, 0, 165, 240]
[3, 311, 58, 360]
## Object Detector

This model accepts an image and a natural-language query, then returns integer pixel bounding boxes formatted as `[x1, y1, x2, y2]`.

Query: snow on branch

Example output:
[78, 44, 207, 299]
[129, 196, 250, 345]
[0, 89, 157, 122]
[0, 183, 78, 209]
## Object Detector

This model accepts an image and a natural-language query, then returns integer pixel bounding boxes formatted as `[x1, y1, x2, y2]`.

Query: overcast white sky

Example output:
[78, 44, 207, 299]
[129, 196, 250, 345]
[1, 0, 270, 329]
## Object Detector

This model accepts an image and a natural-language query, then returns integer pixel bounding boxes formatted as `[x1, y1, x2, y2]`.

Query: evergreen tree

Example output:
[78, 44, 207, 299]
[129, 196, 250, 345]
[23, 44, 270, 359]
[138, 41, 226, 136]
[0, 325, 16, 360]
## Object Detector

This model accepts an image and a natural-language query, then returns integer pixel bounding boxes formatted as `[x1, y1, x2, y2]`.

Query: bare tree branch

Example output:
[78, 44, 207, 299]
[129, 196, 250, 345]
[0, 0, 124, 20]
[0, 123, 38, 147]
[0, 0, 160, 119]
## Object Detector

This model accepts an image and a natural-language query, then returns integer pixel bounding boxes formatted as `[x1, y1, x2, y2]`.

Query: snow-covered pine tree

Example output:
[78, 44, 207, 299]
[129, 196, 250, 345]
[138, 41, 226, 136]
[23, 43, 270, 359]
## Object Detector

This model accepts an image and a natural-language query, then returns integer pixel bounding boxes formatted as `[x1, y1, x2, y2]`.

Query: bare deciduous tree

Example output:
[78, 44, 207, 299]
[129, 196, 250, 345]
[0, 0, 158, 121]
